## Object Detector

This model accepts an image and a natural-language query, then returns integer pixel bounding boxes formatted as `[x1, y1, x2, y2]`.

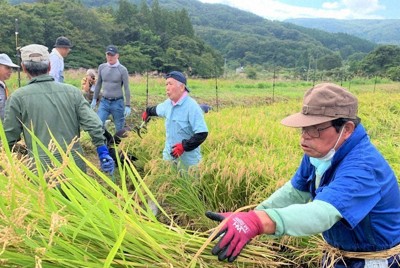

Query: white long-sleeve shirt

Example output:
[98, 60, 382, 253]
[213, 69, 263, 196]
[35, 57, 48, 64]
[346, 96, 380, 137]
[49, 48, 64, 83]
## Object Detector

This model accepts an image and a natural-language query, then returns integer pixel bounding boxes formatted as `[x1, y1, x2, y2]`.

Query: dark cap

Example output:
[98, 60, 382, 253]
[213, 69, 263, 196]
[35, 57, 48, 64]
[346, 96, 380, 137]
[164, 71, 190, 92]
[281, 83, 358, 128]
[54, 36, 72, 48]
[106, 45, 118, 56]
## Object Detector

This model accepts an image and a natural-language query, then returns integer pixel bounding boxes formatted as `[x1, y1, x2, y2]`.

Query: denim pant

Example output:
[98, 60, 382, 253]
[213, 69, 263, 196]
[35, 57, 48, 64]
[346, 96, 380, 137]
[97, 98, 125, 132]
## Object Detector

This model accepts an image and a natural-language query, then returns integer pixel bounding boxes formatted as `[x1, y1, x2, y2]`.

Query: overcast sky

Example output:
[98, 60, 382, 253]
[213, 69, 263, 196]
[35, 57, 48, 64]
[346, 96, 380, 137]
[198, 0, 399, 20]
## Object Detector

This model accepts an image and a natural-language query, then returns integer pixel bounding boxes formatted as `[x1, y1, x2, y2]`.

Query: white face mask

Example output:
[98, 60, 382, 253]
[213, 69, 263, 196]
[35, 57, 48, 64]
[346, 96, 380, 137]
[317, 125, 345, 160]
[310, 125, 345, 176]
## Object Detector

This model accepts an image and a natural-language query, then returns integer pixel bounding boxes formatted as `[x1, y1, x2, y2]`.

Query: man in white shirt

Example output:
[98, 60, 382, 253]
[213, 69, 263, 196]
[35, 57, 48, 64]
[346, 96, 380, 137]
[49, 36, 72, 83]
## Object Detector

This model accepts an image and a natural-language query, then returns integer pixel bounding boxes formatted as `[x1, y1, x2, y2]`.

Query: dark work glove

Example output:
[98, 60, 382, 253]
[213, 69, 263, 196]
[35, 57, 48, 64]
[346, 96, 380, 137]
[205, 211, 263, 262]
[96, 145, 115, 174]
[170, 143, 184, 158]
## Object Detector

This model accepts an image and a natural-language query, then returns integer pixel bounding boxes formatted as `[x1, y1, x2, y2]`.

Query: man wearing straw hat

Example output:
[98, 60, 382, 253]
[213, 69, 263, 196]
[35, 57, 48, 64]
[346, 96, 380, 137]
[206, 83, 400, 267]
[3, 44, 114, 175]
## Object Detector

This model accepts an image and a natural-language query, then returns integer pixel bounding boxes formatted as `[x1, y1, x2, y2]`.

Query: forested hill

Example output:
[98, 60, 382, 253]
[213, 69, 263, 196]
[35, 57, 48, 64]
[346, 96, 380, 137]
[134, 0, 376, 68]
[142, 0, 377, 68]
[5, 0, 377, 73]
[165, 0, 377, 68]
[159, 0, 376, 67]
[285, 18, 400, 45]
[2, 0, 223, 77]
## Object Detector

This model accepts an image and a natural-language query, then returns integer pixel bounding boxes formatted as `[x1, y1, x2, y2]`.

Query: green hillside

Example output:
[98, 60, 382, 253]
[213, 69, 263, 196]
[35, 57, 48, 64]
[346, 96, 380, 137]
[158, 0, 377, 67]
[6, 0, 377, 71]
[1, 0, 223, 77]
[286, 18, 400, 45]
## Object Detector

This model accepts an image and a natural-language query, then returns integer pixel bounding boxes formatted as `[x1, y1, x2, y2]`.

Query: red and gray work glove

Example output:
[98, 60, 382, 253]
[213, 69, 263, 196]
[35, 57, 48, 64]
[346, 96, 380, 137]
[142, 111, 150, 122]
[170, 143, 184, 158]
[205, 211, 263, 262]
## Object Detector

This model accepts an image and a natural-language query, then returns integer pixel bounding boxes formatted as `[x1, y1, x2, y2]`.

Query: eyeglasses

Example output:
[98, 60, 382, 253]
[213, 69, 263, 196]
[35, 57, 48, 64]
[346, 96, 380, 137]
[301, 125, 333, 138]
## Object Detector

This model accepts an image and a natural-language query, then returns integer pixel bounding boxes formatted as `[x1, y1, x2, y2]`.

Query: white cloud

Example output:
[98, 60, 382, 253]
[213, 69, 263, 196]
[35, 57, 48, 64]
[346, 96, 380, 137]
[206, 0, 317, 20]
[342, 0, 384, 15]
[322, 2, 340, 9]
[199, 0, 386, 20]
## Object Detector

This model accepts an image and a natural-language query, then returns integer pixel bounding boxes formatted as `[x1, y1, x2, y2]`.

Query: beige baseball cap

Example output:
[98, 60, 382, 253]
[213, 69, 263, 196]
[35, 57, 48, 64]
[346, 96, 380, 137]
[20, 44, 49, 62]
[281, 83, 358, 128]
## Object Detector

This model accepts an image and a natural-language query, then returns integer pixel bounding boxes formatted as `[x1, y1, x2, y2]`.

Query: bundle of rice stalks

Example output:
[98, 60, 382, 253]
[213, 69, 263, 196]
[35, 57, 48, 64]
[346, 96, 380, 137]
[0, 126, 292, 267]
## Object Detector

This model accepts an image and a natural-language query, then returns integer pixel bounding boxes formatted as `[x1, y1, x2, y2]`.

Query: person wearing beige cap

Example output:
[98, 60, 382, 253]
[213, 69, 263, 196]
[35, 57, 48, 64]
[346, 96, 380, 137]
[0, 53, 19, 121]
[3, 44, 115, 176]
[206, 83, 400, 267]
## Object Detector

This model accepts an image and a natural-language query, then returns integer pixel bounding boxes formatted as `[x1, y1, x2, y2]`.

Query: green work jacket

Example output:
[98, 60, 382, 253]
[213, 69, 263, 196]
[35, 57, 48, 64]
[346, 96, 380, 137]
[3, 74, 105, 171]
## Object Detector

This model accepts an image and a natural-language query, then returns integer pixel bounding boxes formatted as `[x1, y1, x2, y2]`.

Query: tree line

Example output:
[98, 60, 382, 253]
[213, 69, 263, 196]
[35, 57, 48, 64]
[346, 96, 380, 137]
[0, 0, 223, 77]
[189, 3, 400, 80]
[1, 0, 400, 81]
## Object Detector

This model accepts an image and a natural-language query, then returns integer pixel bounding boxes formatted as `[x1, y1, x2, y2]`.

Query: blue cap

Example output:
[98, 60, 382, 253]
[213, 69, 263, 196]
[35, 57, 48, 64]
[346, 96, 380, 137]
[164, 71, 190, 92]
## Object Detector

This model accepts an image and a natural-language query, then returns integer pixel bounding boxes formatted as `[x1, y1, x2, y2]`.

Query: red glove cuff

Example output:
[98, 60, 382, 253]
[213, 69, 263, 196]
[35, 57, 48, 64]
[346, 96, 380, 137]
[142, 111, 148, 121]
[171, 143, 184, 158]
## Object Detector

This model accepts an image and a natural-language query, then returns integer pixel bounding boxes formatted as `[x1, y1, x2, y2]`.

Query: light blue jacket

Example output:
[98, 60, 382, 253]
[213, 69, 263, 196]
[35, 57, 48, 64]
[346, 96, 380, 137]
[156, 95, 208, 167]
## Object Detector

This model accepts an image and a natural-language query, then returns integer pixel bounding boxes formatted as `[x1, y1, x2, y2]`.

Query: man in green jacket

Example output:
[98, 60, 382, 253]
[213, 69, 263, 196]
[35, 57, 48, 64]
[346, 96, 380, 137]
[3, 44, 114, 174]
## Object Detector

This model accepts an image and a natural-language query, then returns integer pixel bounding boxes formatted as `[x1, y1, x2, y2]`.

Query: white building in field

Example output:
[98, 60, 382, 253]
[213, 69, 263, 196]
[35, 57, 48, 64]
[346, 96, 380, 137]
[235, 66, 244, 74]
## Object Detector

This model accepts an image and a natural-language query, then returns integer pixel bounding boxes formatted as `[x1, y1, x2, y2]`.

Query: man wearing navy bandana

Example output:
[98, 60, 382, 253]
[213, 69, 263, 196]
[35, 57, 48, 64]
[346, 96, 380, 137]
[141, 71, 208, 170]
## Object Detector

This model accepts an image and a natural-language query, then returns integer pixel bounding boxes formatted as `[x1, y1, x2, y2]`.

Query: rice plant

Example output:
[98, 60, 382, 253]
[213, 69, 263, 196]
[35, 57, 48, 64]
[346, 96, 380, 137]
[0, 122, 291, 267]
[136, 89, 400, 267]
[2, 74, 399, 267]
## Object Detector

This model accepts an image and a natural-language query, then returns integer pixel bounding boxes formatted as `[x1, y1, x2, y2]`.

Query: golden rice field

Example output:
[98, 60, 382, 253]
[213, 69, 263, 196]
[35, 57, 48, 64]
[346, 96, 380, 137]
[1, 71, 399, 267]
